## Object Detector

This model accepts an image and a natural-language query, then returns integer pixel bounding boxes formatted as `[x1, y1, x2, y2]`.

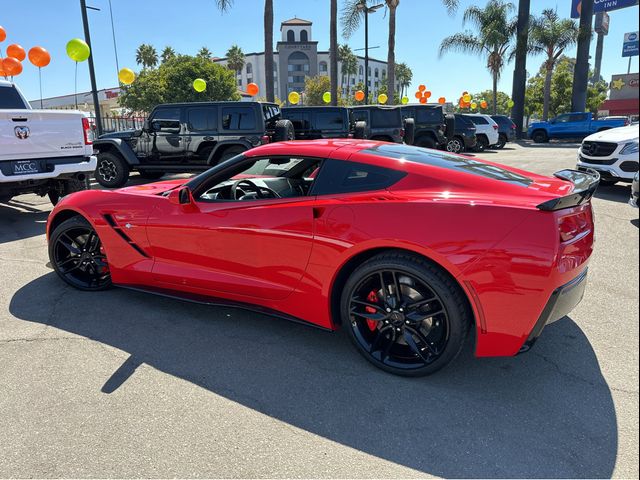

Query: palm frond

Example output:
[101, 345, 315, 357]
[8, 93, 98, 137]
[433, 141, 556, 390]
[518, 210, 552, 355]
[341, 0, 365, 39]
[439, 32, 484, 58]
[214, 0, 233, 12]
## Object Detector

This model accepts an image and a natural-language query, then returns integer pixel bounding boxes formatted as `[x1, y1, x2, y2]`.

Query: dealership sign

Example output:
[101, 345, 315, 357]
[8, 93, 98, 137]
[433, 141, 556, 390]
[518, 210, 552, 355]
[622, 31, 639, 57]
[571, 0, 639, 18]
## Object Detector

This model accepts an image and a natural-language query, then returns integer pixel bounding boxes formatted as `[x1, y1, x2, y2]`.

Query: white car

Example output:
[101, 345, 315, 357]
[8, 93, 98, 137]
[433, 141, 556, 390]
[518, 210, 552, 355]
[461, 114, 500, 152]
[576, 125, 639, 186]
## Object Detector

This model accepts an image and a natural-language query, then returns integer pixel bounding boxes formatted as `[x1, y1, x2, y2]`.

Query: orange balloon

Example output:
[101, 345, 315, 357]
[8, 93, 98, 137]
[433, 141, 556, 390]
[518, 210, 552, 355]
[246, 82, 259, 96]
[0, 25, 6, 42]
[424, 91, 432, 98]
[419, 97, 427, 104]
[418, 84, 426, 92]
[414, 91, 422, 99]
[438, 96, 446, 104]
[2, 57, 23, 76]
[28, 46, 51, 68]
[480, 100, 488, 109]
[0, 64, 5, 77]
[354, 90, 365, 101]
[6, 44, 26, 61]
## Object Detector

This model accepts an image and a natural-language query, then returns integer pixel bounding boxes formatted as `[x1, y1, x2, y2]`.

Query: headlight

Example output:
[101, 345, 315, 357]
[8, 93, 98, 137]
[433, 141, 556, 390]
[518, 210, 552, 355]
[620, 140, 639, 155]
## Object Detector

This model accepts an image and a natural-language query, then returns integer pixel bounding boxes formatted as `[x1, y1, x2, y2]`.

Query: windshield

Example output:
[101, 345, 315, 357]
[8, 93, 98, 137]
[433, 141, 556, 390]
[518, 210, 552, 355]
[0, 85, 29, 109]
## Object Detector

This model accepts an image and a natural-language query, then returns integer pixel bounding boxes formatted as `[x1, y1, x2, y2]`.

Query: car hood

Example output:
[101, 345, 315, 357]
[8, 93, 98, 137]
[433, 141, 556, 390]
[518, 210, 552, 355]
[117, 179, 189, 195]
[99, 130, 137, 140]
[584, 125, 638, 142]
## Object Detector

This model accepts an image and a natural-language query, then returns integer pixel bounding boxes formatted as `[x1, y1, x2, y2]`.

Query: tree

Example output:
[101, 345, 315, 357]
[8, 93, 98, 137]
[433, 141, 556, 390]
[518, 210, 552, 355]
[197, 47, 213, 60]
[456, 90, 512, 115]
[304, 75, 332, 105]
[135, 44, 158, 70]
[330, 0, 339, 106]
[119, 55, 239, 113]
[226, 44, 245, 78]
[439, 0, 516, 114]
[395, 62, 412, 98]
[528, 9, 578, 120]
[161, 46, 176, 64]
[338, 44, 358, 98]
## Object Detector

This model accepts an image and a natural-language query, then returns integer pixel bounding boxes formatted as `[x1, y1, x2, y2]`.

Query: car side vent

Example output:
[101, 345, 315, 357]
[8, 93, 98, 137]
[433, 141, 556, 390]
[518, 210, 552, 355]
[103, 214, 150, 258]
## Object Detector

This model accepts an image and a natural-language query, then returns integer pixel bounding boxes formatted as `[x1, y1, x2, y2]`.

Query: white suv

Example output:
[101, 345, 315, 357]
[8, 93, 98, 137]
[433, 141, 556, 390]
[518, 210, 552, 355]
[576, 125, 639, 186]
[462, 114, 499, 152]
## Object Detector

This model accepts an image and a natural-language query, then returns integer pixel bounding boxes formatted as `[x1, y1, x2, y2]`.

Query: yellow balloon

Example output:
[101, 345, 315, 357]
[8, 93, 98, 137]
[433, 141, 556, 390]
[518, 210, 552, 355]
[470, 102, 477, 109]
[322, 91, 331, 103]
[378, 93, 388, 104]
[462, 93, 472, 103]
[507, 99, 515, 108]
[401, 96, 409, 105]
[193, 78, 207, 92]
[118, 68, 135, 85]
[288, 91, 300, 105]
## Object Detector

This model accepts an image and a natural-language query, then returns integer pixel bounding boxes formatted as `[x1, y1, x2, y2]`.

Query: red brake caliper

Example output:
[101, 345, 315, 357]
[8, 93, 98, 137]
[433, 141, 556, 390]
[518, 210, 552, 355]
[366, 290, 379, 331]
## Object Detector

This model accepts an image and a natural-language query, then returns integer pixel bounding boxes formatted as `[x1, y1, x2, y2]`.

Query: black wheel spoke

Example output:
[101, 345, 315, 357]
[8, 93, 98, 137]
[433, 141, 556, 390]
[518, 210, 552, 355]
[403, 330, 430, 363]
[59, 234, 81, 255]
[405, 296, 436, 311]
[351, 299, 386, 314]
[406, 309, 444, 324]
[379, 329, 396, 362]
[406, 326, 437, 356]
[391, 271, 403, 305]
[369, 324, 392, 353]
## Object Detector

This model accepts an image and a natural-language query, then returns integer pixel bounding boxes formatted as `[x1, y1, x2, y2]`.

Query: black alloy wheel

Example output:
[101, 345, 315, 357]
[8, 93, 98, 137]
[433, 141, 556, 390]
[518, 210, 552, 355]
[495, 134, 507, 149]
[49, 216, 111, 291]
[342, 252, 470, 376]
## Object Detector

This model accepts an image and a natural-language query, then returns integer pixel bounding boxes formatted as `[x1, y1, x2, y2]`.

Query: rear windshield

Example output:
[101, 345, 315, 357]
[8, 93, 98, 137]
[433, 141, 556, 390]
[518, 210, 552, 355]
[455, 115, 475, 128]
[0, 86, 29, 109]
[363, 143, 533, 187]
[369, 108, 401, 128]
[491, 115, 513, 126]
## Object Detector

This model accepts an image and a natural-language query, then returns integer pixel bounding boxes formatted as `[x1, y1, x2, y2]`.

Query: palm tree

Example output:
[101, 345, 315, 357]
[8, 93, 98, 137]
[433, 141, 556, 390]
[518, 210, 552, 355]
[439, 0, 516, 114]
[226, 44, 245, 79]
[395, 62, 412, 98]
[330, 0, 339, 106]
[135, 44, 158, 70]
[529, 9, 578, 120]
[197, 47, 213, 60]
[338, 44, 357, 98]
[341, 1, 458, 105]
[161, 46, 176, 63]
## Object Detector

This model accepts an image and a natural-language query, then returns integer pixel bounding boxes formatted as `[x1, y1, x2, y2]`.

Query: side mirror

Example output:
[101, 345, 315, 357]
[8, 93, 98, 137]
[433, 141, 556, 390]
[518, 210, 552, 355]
[168, 186, 193, 206]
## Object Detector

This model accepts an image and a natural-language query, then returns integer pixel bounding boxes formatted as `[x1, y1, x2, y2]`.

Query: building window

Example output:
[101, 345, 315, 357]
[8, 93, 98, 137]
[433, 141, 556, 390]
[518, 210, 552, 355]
[375, 68, 379, 78]
[319, 61, 327, 73]
[382, 69, 386, 79]
[246, 63, 253, 74]
[287, 51, 310, 87]
[368, 67, 372, 76]
[287, 30, 295, 42]
[300, 30, 308, 42]
[359, 65, 364, 76]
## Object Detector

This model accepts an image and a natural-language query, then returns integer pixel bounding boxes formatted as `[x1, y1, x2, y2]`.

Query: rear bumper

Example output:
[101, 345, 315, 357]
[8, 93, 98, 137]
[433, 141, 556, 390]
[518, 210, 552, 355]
[0, 155, 96, 183]
[519, 268, 589, 353]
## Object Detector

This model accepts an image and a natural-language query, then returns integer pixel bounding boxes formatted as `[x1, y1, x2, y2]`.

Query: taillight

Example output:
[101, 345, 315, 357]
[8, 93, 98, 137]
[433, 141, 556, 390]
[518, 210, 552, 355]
[260, 135, 270, 145]
[399, 128, 405, 138]
[510, 123, 516, 129]
[82, 117, 93, 145]
[558, 208, 590, 242]
[492, 124, 498, 130]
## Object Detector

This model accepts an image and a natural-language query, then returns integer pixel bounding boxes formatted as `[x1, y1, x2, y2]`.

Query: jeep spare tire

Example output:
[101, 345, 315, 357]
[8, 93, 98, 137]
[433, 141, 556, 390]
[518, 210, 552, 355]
[403, 118, 415, 145]
[273, 119, 295, 142]
[354, 121, 367, 139]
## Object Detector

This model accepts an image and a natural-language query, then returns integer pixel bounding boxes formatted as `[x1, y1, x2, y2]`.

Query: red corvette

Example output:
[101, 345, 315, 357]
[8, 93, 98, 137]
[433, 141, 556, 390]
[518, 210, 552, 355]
[46, 140, 598, 376]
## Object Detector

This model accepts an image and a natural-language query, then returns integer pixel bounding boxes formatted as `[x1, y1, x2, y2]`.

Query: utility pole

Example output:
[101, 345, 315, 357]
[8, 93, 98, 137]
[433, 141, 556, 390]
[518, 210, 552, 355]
[80, 0, 103, 136]
[571, 0, 594, 112]
[511, 0, 530, 139]
[592, 12, 609, 83]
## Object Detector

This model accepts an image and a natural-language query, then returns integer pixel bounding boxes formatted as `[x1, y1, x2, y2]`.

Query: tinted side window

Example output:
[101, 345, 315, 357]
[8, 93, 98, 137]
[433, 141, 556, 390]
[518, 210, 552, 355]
[416, 108, 443, 124]
[569, 114, 587, 122]
[315, 111, 345, 130]
[400, 107, 415, 120]
[151, 107, 181, 121]
[285, 112, 310, 131]
[222, 107, 256, 130]
[312, 159, 406, 195]
[370, 109, 401, 128]
[0, 86, 29, 109]
[352, 110, 368, 123]
[187, 107, 217, 131]
[466, 115, 488, 125]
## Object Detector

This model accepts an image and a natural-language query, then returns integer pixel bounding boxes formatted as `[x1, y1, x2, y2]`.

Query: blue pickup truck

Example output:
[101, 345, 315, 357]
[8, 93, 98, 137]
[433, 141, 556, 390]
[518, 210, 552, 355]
[528, 112, 629, 143]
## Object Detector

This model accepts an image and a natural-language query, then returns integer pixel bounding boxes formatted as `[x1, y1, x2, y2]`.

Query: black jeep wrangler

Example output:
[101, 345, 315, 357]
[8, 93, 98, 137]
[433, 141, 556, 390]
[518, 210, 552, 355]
[350, 105, 413, 144]
[400, 104, 453, 149]
[93, 101, 294, 188]
[281, 106, 366, 140]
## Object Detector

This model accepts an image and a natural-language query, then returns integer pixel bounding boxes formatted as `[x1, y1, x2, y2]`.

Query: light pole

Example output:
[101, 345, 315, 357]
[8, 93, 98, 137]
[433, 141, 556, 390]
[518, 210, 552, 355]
[80, 0, 103, 136]
[356, 1, 383, 103]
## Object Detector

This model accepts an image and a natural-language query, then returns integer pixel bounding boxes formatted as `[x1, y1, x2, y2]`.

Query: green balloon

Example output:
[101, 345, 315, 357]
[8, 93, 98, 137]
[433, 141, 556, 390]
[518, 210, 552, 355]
[66, 38, 90, 62]
[507, 99, 515, 108]
[322, 91, 331, 103]
[193, 78, 207, 92]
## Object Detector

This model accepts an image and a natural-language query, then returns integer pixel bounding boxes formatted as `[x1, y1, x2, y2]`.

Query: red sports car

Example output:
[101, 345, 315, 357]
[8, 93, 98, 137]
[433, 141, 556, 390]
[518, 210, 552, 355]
[46, 140, 598, 376]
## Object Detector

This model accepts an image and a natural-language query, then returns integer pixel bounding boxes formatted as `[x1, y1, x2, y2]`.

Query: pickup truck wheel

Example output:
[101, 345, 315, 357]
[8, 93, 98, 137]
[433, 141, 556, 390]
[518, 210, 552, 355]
[138, 171, 165, 180]
[532, 130, 548, 143]
[96, 152, 130, 188]
[48, 177, 90, 206]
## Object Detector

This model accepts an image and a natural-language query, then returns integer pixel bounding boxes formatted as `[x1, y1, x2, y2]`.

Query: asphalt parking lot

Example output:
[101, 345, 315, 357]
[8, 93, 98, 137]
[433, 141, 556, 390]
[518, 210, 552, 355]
[1, 141, 638, 478]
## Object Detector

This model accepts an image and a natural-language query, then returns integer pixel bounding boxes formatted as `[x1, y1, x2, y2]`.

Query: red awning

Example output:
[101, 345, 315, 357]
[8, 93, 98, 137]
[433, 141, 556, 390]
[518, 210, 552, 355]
[599, 98, 639, 115]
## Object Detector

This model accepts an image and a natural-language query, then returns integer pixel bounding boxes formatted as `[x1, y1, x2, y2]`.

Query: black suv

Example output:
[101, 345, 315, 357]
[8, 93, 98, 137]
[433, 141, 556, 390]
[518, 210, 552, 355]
[443, 114, 477, 153]
[350, 105, 411, 144]
[400, 105, 452, 149]
[281, 106, 366, 140]
[490, 115, 516, 149]
[93, 101, 294, 188]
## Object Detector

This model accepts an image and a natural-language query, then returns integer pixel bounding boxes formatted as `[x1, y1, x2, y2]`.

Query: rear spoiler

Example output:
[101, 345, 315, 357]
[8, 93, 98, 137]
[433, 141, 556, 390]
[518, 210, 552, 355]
[536, 169, 600, 211]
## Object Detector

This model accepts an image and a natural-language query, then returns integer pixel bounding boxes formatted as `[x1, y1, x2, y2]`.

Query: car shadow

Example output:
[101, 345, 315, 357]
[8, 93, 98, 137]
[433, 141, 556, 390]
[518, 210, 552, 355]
[594, 183, 632, 204]
[515, 140, 582, 149]
[0, 200, 50, 245]
[9, 274, 617, 478]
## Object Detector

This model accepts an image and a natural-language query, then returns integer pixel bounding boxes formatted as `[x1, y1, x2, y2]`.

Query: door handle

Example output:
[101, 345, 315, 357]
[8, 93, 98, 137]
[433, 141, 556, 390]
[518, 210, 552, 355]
[313, 207, 325, 219]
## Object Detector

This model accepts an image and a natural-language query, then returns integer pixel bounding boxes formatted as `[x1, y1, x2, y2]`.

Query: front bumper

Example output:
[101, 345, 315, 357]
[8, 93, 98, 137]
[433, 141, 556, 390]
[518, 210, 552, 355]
[519, 268, 589, 353]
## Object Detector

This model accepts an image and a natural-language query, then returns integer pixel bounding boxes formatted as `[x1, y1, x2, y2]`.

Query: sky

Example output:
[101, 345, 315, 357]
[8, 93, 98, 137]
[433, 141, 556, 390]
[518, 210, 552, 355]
[1, 0, 639, 103]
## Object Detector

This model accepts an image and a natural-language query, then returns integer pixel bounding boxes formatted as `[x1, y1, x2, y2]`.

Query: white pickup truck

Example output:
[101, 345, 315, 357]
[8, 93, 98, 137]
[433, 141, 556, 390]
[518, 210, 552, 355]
[1, 80, 96, 205]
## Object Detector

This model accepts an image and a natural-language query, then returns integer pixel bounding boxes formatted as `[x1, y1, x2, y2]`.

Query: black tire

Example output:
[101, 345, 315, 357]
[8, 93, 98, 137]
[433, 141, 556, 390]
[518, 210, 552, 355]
[341, 251, 471, 377]
[532, 130, 548, 143]
[48, 177, 90, 206]
[416, 136, 436, 149]
[273, 119, 295, 142]
[444, 114, 456, 139]
[49, 216, 112, 291]
[495, 134, 507, 149]
[138, 171, 165, 180]
[95, 152, 130, 188]
[403, 118, 415, 145]
[445, 136, 465, 154]
[218, 146, 246, 164]
[353, 120, 367, 139]
[475, 135, 489, 152]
